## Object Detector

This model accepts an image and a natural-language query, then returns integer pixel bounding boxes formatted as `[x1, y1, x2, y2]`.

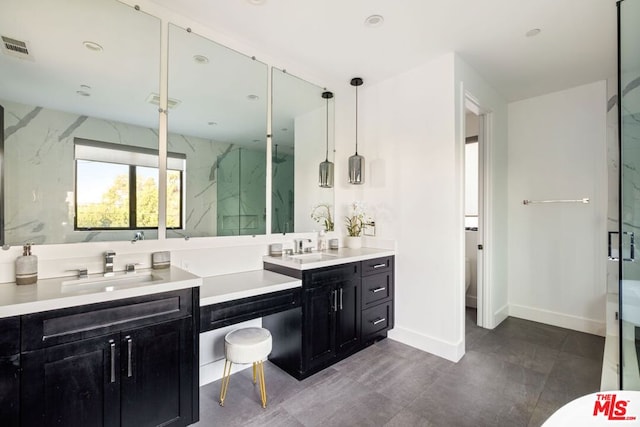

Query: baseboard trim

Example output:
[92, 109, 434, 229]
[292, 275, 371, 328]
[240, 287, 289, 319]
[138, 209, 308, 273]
[508, 304, 605, 336]
[465, 294, 477, 308]
[493, 303, 509, 328]
[388, 326, 464, 362]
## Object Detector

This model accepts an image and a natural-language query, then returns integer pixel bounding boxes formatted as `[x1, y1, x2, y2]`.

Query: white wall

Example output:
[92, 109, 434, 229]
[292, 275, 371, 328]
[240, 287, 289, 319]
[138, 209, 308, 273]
[507, 81, 608, 336]
[351, 54, 462, 361]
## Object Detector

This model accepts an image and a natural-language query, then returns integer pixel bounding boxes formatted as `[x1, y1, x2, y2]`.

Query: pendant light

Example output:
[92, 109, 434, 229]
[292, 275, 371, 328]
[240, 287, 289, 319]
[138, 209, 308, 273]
[348, 77, 365, 184]
[318, 91, 334, 188]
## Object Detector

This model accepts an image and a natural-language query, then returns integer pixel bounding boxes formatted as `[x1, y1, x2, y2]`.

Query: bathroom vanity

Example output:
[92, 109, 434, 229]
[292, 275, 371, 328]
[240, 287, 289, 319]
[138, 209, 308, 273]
[262, 249, 395, 379]
[0, 267, 201, 427]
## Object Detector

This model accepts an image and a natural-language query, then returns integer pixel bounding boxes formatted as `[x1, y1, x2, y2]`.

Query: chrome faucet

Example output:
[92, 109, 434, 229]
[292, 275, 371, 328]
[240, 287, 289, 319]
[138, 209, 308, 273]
[131, 231, 145, 243]
[295, 239, 312, 254]
[104, 250, 116, 276]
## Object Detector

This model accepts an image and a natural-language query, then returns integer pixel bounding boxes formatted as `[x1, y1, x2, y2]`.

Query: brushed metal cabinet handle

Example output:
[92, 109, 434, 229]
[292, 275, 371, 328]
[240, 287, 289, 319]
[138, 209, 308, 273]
[109, 340, 116, 383]
[371, 287, 386, 293]
[333, 290, 338, 312]
[339, 288, 343, 310]
[372, 317, 386, 326]
[126, 336, 133, 378]
[372, 263, 386, 269]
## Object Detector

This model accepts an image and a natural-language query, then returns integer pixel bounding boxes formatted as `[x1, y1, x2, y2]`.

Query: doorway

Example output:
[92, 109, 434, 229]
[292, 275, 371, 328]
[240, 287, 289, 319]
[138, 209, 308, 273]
[464, 101, 486, 328]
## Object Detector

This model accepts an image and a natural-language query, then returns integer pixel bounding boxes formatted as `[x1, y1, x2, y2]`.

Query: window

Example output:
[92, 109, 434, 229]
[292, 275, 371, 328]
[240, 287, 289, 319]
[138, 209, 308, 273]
[464, 138, 479, 229]
[74, 138, 185, 230]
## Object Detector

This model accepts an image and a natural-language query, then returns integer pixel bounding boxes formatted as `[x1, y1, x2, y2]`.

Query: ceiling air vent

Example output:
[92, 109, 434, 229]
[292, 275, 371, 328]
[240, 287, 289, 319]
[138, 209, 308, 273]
[146, 93, 181, 110]
[1, 36, 32, 59]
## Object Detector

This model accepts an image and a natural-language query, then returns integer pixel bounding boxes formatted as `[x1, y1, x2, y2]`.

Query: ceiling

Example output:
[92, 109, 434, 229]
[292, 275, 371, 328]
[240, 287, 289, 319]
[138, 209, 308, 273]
[147, 0, 618, 102]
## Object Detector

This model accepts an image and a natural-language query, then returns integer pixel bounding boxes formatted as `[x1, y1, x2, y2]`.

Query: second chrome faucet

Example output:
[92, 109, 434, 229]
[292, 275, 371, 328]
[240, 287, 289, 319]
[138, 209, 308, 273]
[104, 250, 116, 276]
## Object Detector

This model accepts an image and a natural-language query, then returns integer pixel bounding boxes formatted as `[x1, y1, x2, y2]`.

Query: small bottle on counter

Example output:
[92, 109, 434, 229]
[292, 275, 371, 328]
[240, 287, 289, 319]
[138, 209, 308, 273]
[16, 243, 38, 285]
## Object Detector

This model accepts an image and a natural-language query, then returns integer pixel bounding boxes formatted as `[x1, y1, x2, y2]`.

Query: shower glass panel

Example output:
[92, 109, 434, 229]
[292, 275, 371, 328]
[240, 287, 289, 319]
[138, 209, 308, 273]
[620, 0, 640, 389]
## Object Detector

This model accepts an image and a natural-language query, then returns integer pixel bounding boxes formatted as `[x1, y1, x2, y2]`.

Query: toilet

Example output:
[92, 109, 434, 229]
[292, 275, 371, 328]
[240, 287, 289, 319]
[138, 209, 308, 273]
[465, 258, 471, 292]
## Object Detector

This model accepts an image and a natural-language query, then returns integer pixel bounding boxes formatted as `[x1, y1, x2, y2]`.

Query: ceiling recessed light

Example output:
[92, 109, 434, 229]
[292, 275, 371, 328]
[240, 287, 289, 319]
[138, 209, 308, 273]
[364, 15, 384, 28]
[247, 94, 260, 101]
[193, 54, 209, 64]
[247, 0, 266, 4]
[83, 41, 103, 52]
[525, 28, 541, 38]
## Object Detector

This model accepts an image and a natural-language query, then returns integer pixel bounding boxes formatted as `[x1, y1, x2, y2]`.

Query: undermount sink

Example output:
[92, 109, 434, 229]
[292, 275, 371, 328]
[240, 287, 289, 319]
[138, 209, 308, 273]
[61, 271, 163, 290]
[287, 252, 339, 261]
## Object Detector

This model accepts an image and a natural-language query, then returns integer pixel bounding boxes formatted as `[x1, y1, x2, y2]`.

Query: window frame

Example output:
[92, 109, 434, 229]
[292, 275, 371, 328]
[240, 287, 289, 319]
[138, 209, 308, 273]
[73, 138, 185, 231]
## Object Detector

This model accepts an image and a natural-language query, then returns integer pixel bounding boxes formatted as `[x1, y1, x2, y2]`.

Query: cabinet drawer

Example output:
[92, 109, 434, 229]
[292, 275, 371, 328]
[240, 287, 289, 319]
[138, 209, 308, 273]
[305, 263, 358, 288]
[201, 288, 301, 332]
[22, 288, 194, 351]
[361, 257, 393, 276]
[0, 316, 20, 356]
[362, 273, 393, 307]
[362, 302, 392, 338]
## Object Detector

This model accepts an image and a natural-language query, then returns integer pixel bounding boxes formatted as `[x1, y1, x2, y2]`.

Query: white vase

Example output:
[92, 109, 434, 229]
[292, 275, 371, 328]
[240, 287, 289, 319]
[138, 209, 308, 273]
[344, 236, 362, 249]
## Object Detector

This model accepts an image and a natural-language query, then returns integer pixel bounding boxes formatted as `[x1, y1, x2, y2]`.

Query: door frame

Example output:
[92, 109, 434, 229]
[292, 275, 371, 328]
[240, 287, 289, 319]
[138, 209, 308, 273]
[463, 95, 493, 329]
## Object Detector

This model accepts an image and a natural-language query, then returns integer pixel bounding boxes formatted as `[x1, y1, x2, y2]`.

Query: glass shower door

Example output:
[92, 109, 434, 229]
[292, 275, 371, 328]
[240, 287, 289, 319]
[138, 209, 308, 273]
[619, 0, 640, 389]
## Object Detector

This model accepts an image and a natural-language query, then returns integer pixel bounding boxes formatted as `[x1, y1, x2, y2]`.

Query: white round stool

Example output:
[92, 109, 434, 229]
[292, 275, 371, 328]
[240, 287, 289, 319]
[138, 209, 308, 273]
[219, 327, 272, 408]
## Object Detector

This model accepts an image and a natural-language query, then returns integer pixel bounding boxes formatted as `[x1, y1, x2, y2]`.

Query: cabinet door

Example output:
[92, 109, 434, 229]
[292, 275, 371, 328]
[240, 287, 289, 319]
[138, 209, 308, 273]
[120, 318, 193, 427]
[21, 334, 121, 427]
[0, 354, 20, 427]
[0, 316, 20, 427]
[303, 285, 336, 372]
[336, 275, 361, 356]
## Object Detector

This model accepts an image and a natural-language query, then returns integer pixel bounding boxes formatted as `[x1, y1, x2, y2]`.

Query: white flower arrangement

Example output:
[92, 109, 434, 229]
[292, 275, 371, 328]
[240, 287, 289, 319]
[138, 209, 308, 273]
[345, 202, 368, 237]
[310, 204, 334, 232]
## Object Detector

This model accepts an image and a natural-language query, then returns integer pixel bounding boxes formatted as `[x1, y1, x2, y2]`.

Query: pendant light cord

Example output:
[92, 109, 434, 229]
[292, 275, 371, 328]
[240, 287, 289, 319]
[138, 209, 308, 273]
[325, 95, 329, 161]
[355, 85, 359, 155]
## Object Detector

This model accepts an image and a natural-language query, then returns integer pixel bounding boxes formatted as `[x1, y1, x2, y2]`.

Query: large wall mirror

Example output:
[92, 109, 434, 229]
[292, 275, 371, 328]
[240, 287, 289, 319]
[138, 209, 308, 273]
[0, 0, 161, 245]
[167, 24, 268, 238]
[271, 68, 334, 233]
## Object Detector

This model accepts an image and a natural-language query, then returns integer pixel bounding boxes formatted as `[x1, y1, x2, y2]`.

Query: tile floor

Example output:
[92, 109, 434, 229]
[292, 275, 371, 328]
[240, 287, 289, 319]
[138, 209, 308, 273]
[194, 309, 604, 426]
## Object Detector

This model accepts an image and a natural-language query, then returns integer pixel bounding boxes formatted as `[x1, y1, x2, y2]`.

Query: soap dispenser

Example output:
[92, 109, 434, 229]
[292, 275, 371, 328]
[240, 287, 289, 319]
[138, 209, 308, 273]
[15, 243, 38, 285]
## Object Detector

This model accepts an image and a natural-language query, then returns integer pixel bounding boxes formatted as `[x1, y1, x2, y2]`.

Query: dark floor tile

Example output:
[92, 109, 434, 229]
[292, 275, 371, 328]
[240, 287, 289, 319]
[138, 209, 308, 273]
[542, 352, 602, 399]
[282, 374, 402, 426]
[384, 408, 435, 426]
[492, 317, 569, 351]
[408, 371, 534, 427]
[469, 333, 559, 374]
[528, 398, 563, 427]
[561, 331, 605, 362]
[243, 406, 304, 427]
[444, 350, 547, 409]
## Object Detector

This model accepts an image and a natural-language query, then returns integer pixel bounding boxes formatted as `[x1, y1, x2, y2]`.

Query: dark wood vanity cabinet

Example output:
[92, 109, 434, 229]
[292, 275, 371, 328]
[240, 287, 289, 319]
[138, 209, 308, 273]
[0, 316, 21, 427]
[303, 263, 361, 374]
[19, 288, 199, 427]
[264, 256, 394, 380]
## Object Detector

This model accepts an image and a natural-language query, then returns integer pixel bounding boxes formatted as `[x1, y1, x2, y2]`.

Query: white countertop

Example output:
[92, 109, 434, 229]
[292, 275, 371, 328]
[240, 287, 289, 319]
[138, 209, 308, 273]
[0, 266, 201, 318]
[200, 270, 302, 306]
[262, 247, 395, 270]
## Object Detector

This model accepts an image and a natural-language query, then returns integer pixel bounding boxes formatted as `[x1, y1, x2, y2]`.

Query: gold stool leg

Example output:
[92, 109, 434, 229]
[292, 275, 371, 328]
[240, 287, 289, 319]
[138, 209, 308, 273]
[252, 362, 257, 384]
[219, 359, 232, 407]
[257, 360, 267, 408]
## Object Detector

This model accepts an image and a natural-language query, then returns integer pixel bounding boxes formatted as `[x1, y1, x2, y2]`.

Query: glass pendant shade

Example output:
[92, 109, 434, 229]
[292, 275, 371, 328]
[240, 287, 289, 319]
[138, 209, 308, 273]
[348, 77, 365, 185]
[348, 153, 364, 184]
[319, 159, 334, 188]
[319, 90, 334, 188]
